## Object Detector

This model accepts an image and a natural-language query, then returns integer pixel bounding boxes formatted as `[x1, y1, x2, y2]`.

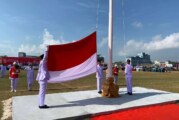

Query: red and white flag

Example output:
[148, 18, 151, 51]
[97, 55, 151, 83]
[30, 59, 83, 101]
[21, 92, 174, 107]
[47, 32, 97, 83]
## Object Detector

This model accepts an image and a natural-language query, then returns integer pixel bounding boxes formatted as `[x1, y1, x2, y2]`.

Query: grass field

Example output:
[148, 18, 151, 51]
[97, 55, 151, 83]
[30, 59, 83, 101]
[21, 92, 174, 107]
[1, 70, 179, 119]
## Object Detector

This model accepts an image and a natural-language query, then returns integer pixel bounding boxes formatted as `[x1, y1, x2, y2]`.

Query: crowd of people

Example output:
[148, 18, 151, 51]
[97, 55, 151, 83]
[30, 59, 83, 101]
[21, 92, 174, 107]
[0, 62, 35, 93]
[0, 54, 48, 109]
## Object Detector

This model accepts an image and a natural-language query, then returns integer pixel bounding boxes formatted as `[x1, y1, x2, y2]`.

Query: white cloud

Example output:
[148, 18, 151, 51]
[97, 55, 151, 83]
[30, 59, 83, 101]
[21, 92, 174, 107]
[0, 40, 17, 56]
[144, 33, 179, 51]
[99, 37, 108, 48]
[119, 32, 179, 57]
[119, 40, 144, 56]
[25, 36, 31, 41]
[132, 21, 143, 28]
[77, 2, 95, 9]
[77, 2, 90, 8]
[18, 29, 68, 55]
[39, 29, 60, 50]
[0, 41, 18, 56]
[152, 34, 162, 41]
[18, 44, 38, 54]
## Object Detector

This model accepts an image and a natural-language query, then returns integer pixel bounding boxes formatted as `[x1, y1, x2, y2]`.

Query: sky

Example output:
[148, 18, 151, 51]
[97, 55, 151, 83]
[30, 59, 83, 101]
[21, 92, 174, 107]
[1, 0, 179, 62]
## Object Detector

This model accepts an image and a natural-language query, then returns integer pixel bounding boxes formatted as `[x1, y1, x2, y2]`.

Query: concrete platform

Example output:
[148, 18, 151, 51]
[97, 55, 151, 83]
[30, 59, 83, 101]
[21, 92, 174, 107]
[12, 87, 179, 120]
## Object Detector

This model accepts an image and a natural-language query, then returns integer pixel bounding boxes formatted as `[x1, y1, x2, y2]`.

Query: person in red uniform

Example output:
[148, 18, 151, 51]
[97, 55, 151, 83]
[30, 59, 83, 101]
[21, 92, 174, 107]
[113, 64, 119, 84]
[9, 62, 20, 92]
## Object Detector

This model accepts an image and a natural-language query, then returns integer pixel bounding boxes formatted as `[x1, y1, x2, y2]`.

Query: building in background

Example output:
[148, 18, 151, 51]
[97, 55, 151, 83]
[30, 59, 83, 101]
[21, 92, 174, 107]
[18, 52, 26, 57]
[0, 52, 40, 69]
[126, 52, 152, 66]
[0, 56, 40, 66]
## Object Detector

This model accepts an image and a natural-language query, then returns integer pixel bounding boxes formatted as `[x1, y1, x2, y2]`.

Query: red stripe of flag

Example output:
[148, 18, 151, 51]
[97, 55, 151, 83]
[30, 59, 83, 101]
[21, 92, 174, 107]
[47, 32, 96, 71]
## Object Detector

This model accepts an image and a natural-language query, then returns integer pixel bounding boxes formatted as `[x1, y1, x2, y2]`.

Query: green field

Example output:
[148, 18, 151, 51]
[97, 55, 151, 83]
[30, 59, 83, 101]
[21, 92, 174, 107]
[1, 70, 179, 119]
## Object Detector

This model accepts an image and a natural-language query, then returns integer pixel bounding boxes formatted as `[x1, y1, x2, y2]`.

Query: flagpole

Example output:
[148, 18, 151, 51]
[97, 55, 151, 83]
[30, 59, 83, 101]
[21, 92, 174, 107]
[108, 0, 113, 77]
[103, 0, 119, 98]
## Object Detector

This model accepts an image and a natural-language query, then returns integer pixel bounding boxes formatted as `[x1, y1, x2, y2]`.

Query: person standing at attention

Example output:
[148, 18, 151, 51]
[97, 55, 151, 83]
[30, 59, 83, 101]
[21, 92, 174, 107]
[96, 60, 104, 94]
[25, 63, 35, 91]
[1, 63, 6, 78]
[125, 59, 133, 95]
[113, 64, 119, 84]
[36, 52, 50, 109]
[9, 62, 20, 92]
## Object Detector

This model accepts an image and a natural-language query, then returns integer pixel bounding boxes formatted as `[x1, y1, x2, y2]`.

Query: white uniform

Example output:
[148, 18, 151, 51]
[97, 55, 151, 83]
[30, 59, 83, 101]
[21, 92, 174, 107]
[96, 64, 104, 92]
[1, 65, 6, 77]
[36, 52, 50, 106]
[125, 64, 133, 94]
[25, 66, 34, 90]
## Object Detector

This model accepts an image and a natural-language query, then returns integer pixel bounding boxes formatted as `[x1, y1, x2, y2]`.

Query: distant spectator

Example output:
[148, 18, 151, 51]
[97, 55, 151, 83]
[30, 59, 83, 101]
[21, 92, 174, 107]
[9, 62, 20, 92]
[25, 63, 35, 91]
[1, 63, 6, 78]
[121, 65, 125, 71]
[113, 64, 119, 84]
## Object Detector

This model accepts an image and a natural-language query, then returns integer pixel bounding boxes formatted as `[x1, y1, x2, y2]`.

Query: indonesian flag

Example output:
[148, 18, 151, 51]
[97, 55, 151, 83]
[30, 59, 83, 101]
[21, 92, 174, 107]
[47, 32, 97, 83]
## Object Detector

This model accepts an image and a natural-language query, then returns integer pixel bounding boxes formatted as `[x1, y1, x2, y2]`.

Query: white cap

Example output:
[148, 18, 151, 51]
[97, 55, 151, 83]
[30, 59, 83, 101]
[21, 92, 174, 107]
[13, 62, 17, 65]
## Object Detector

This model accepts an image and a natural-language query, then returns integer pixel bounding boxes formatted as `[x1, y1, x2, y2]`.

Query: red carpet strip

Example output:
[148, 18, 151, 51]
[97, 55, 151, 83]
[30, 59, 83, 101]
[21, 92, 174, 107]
[91, 104, 179, 120]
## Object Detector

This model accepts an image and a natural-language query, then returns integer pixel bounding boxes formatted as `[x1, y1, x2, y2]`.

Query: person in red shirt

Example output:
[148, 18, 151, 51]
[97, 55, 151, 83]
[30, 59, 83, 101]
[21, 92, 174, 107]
[113, 64, 119, 84]
[9, 62, 20, 92]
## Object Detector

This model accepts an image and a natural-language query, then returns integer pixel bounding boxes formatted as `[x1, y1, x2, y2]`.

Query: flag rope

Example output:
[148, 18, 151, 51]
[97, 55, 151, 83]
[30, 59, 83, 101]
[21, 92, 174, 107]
[122, 0, 126, 61]
[95, 0, 100, 30]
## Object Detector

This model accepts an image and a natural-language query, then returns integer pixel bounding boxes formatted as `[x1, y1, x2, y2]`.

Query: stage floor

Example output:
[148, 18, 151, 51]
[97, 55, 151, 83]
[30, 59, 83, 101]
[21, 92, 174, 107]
[12, 87, 179, 120]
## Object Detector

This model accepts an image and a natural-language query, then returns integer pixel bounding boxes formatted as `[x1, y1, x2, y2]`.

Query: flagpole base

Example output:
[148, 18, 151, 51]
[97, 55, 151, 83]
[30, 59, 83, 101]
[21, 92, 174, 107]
[102, 77, 119, 98]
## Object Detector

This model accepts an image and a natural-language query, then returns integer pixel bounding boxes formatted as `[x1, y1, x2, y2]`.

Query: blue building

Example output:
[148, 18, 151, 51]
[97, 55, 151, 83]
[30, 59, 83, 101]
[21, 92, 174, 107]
[126, 52, 152, 66]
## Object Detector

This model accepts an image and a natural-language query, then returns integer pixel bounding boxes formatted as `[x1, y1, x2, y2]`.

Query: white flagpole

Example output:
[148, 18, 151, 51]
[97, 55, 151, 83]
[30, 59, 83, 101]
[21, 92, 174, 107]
[108, 0, 113, 77]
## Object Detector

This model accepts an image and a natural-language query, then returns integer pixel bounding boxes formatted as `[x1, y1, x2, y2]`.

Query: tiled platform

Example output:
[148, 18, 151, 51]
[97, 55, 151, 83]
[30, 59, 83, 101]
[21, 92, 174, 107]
[12, 87, 179, 120]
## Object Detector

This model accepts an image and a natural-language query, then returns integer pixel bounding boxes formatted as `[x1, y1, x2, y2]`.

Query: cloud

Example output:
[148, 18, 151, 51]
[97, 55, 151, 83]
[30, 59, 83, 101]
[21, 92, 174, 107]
[99, 37, 108, 48]
[39, 29, 64, 50]
[0, 41, 18, 56]
[18, 29, 68, 55]
[144, 33, 179, 51]
[18, 44, 38, 54]
[77, 2, 95, 9]
[119, 40, 144, 56]
[132, 21, 143, 28]
[25, 36, 31, 41]
[119, 32, 179, 57]
[0, 41, 12, 48]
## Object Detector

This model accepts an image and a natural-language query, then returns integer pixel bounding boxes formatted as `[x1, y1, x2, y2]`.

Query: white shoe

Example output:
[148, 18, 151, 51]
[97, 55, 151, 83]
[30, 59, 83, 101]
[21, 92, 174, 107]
[10, 90, 13, 92]
[14, 90, 16, 92]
